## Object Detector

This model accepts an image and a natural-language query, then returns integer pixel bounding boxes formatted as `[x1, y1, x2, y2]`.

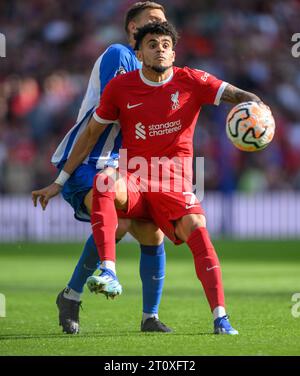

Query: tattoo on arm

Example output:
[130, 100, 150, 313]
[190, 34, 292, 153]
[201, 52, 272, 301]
[221, 84, 261, 104]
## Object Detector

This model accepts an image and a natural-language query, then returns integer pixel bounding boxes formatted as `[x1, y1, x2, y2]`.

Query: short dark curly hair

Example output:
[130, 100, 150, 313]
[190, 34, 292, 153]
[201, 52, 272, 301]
[134, 21, 179, 51]
[124, 2, 165, 34]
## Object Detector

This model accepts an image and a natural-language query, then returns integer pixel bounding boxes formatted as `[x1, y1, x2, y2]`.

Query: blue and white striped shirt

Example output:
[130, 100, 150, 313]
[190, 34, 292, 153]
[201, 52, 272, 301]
[51, 44, 141, 170]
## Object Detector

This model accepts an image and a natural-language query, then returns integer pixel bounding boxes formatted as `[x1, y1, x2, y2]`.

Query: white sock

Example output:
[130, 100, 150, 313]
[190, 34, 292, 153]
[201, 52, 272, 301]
[142, 312, 159, 323]
[63, 287, 81, 302]
[102, 260, 116, 274]
[213, 306, 226, 320]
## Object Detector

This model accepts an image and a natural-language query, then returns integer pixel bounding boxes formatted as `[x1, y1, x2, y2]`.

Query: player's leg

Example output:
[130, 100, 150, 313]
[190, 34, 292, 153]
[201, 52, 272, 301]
[145, 191, 237, 335]
[87, 169, 128, 297]
[56, 165, 100, 334]
[91, 168, 126, 264]
[56, 231, 99, 334]
[56, 164, 126, 333]
[89, 168, 162, 301]
[61, 184, 129, 299]
[65, 190, 100, 297]
[62, 189, 130, 299]
[60, 170, 170, 332]
[129, 221, 171, 332]
[90, 169, 170, 332]
[57, 184, 130, 333]
[85, 189, 132, 241]
[175, 213, 238, 335]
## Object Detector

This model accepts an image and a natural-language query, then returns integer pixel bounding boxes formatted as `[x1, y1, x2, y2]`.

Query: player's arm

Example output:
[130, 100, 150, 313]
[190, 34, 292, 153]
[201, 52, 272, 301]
[62, 118, 108, 176]
[32, 118, 108, 210]
[220, 83, 262, 104]
[192, 69, 265, 107]
[32, 76, 119, 210]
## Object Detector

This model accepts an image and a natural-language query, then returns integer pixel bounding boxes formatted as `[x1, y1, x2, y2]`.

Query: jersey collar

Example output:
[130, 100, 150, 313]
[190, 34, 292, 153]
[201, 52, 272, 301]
[139, 68, 174, 87]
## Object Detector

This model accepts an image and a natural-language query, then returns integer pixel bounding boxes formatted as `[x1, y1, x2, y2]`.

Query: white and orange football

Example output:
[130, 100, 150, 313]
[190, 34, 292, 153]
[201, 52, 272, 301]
[226, 101, 275, 152]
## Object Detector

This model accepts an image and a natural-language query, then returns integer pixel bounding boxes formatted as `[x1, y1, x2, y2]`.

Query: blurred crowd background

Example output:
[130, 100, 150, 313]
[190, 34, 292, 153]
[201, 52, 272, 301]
[1, 0, 300, 194]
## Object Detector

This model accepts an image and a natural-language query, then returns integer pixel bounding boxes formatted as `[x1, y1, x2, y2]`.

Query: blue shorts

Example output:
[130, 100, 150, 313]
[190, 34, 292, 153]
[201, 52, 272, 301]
[61, 164, 98, 222]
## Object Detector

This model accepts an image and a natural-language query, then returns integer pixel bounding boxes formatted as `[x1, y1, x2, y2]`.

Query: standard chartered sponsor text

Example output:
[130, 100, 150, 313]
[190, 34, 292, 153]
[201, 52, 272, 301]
[149, 120, 181, 136]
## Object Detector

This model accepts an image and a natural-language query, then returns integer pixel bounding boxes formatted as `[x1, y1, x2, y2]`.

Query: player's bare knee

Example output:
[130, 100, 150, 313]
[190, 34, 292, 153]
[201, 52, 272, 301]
[143, 228, 164, 246]
[191, 214, 206, 230]
[130, 220, 164, 245]
[175, 214, 206, 241]
[116, 218, 131, 240]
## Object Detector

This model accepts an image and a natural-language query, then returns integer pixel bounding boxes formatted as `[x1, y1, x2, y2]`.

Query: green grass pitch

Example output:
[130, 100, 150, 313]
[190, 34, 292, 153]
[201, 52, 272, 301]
[0, 240, 300, 355]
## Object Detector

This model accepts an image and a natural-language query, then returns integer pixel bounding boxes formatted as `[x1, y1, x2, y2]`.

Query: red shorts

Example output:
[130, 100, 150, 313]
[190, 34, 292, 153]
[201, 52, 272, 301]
[117, 173, 205, 244]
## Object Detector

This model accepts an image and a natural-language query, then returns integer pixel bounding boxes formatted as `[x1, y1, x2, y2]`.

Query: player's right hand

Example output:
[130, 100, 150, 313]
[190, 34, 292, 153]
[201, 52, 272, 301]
[31, 183, 62, 210]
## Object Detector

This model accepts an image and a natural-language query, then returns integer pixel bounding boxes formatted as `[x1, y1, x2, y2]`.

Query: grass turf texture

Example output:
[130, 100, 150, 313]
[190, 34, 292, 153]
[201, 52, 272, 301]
[0, 240, 299, 356]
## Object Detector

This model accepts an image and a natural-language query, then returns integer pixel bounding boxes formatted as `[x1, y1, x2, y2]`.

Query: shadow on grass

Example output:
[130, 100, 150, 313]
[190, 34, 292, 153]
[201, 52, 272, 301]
[0, 331, 212, 341]
[0, 284, 295, 300]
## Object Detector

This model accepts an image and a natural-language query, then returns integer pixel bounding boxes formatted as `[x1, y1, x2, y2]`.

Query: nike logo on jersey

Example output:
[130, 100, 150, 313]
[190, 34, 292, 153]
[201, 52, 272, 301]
[206, 265, 220, 271]
[127, 102, 143, 109]
[185, 204, 198, 209]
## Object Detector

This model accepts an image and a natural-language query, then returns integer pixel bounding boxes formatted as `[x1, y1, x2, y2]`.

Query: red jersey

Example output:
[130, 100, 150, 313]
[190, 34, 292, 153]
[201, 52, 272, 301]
[94, 66, 226, 163]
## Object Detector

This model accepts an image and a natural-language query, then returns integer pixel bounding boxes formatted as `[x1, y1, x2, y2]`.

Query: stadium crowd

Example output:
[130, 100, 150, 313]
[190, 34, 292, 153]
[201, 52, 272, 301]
[0, 0, 300, 194]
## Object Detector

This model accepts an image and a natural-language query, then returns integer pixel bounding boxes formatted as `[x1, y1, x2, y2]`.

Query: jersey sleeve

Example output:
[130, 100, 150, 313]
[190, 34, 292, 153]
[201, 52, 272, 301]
[99, 45, 131, 94]
[93, 78, 120, 125]
[190, 69, 228, 106]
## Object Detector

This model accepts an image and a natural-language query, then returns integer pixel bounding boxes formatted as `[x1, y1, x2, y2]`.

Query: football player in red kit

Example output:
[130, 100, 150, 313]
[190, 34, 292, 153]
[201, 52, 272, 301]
[54, 21, 267, 334]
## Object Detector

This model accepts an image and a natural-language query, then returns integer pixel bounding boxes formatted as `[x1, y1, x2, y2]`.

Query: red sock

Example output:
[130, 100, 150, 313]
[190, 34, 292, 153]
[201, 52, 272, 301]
[187, 227, 225, 311]
[91, 174, 117, 262]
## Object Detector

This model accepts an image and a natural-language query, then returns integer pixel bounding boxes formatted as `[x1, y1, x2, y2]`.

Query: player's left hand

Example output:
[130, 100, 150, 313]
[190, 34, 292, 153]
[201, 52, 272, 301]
[31, 183, 62, 210]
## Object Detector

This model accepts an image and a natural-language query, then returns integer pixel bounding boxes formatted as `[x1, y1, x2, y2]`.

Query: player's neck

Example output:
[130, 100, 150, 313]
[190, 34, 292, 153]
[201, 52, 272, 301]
[141, 66, 173, 83]
[128, 35, 136, 50]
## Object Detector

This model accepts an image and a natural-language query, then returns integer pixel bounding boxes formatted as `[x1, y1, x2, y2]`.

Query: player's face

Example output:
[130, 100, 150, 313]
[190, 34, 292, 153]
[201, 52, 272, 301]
[133, 8, 166, 31]
[137, 34, 175, 74]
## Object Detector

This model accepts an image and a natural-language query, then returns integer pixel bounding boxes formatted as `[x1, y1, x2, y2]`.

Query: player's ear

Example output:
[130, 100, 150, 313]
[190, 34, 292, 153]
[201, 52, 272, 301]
[136, 50, 143, 62]
[172, 50, 175, 63]
[128, 21, 137, 36]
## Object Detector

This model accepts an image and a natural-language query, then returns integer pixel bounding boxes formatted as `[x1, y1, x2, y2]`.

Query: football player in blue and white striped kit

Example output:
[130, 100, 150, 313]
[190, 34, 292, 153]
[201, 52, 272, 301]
[32, 2, 171, 334]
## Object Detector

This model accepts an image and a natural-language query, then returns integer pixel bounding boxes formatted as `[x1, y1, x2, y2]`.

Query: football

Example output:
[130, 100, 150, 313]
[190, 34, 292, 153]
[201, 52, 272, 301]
[226, 101, 275, 152]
